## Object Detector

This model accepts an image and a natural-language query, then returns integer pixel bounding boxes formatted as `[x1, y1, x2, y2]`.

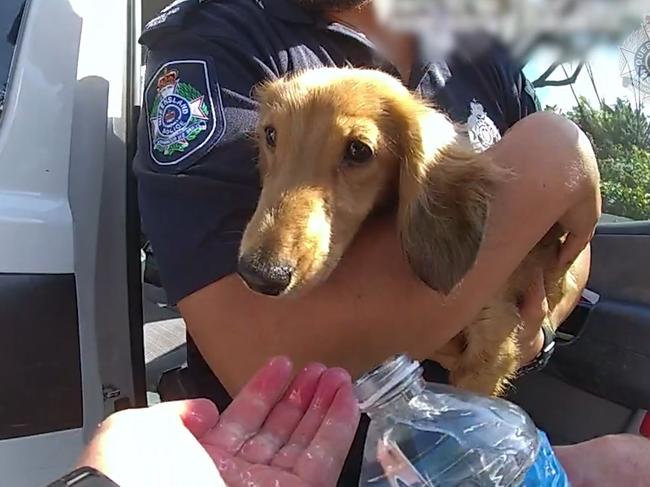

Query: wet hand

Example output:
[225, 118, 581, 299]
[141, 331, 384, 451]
[78, 357, 360, 487]
[202, 357, 360, 487]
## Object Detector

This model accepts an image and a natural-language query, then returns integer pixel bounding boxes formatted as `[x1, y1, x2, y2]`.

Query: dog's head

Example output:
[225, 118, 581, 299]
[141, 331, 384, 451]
[238, 68, 500, 297]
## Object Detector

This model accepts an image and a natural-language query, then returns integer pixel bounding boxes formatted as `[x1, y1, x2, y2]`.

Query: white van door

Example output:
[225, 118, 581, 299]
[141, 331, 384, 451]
[0, 1, 145, 485]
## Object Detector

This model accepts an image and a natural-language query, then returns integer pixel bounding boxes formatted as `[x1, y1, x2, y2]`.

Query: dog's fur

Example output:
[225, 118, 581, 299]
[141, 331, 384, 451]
[240, 67, 577, 396]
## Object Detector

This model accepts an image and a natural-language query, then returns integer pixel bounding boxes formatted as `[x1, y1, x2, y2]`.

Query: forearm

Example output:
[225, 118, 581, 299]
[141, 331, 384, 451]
[179, 218, 432, 393]
[555, 434, 650, 487]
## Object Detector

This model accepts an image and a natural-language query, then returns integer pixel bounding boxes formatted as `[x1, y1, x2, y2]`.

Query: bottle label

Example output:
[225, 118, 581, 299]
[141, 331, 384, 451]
[522, 431, 572, 487]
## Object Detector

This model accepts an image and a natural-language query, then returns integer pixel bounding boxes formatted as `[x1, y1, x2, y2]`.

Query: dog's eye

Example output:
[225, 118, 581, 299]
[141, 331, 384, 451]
[264, 126, 277, 148]
[343, 140, 373, 166]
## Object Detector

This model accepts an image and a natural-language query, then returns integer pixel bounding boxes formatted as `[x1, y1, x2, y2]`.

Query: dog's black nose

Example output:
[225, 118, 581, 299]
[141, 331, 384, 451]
[237, 255, 293, 296]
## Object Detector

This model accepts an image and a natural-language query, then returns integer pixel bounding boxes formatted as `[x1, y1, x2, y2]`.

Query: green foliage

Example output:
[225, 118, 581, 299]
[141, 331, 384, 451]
[547, 98, 650, 221]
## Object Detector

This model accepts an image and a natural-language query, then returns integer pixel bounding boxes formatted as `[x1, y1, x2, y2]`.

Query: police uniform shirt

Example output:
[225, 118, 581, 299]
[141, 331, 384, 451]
[135, 0, 540, 482]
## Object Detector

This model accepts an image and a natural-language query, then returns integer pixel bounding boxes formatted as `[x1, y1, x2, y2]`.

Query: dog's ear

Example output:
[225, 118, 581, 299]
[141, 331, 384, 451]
[396, 110, 503, 294]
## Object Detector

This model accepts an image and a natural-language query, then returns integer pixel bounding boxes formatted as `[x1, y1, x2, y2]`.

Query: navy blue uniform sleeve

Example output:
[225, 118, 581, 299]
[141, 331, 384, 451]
[134, 37, 273, 304]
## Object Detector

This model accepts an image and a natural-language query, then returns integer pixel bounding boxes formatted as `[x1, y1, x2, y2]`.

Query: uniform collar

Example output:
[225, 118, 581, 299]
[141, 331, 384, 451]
[261, 0, 317, 24]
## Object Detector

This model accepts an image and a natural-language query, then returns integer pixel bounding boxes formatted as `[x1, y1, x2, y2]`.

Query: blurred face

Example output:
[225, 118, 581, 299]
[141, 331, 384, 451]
[294, 0, 370, 11]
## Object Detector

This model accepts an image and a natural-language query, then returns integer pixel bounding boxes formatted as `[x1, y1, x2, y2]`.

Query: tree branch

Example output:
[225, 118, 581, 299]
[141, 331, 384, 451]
[533, 62, 585, 88]
[532, 62, 561, 86]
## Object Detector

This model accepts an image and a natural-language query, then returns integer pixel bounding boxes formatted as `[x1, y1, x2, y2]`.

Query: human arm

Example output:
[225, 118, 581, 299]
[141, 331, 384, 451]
[517, 244, 591, 358]
[555, 434, 650, 487]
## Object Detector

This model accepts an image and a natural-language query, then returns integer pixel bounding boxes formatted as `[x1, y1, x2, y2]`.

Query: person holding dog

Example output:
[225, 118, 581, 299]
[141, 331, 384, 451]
[134, 0, 600, 483]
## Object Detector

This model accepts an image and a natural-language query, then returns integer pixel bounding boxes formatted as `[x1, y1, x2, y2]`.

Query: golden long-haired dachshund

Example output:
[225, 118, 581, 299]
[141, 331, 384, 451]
[238, 67, 577, 396]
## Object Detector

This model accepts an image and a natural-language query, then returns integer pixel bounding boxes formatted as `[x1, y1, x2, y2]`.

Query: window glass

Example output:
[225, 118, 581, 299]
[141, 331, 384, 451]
[0, 1, 26, 119]
[525, 18, 650, 222]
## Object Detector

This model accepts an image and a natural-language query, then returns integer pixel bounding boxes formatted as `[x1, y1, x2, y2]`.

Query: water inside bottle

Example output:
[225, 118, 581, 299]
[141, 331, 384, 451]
[355, 355, 540, 487]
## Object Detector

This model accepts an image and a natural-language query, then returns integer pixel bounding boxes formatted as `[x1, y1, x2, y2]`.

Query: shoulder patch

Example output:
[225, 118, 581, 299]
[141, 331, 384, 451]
[145, 59, 225, 167]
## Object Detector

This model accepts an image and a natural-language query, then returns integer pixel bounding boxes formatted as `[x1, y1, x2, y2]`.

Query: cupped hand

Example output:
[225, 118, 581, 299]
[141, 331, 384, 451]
[202, 357, 360, 487]
[78, 357, 360, 487]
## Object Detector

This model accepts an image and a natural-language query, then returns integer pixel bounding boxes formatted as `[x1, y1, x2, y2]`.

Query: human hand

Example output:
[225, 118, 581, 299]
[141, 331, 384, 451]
[202, 358, 359, 487]
[554, 434, 650, 487]
[78, 357, 360, 487]
[516, 267, 548, 365]
[516, 239, 593, 366]
[77, 399, 223, 487]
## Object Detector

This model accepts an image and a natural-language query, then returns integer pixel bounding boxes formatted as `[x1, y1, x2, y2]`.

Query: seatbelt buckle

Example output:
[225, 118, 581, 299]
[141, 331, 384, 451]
[581, 288, 601, 306]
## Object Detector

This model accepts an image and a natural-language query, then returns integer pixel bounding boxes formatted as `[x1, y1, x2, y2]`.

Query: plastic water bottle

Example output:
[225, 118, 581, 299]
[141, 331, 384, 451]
[354, 354, 570, 486]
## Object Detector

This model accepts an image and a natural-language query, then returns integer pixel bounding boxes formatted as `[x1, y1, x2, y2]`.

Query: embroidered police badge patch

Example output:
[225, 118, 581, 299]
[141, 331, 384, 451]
[145, 60, 223, 166]
[467, 99, 501, 152]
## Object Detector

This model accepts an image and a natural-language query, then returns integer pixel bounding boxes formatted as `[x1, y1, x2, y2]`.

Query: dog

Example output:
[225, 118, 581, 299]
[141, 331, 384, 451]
[237, 67, 577, 396]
